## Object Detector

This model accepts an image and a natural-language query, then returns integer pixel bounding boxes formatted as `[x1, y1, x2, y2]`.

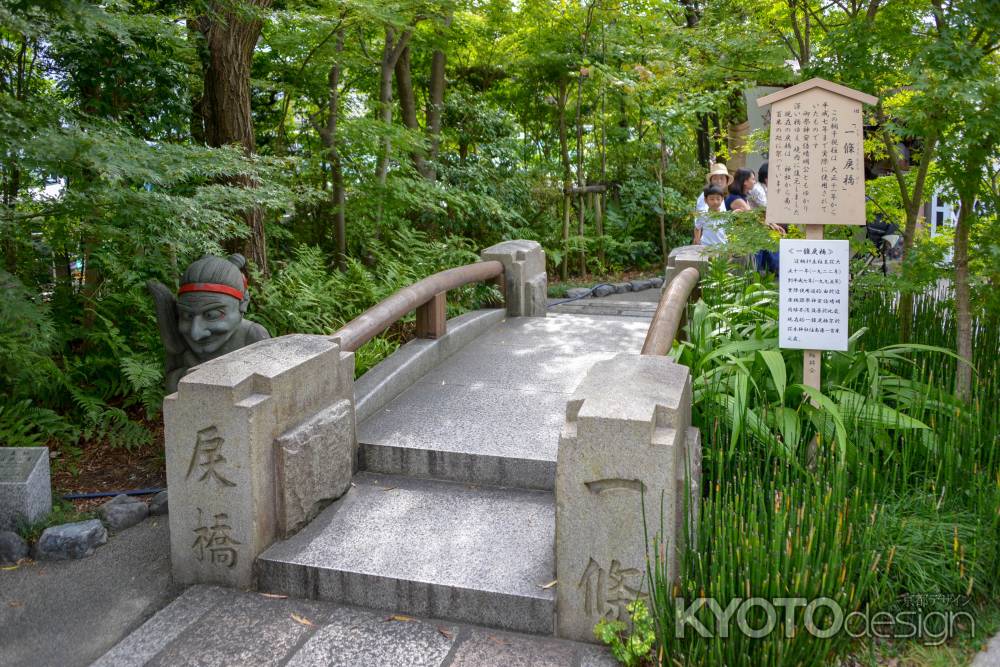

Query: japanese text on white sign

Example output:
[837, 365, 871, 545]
[779, 239, 850, 351]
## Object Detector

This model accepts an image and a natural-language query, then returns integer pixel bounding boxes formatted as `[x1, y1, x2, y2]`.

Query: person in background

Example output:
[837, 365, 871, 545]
[748, 161, 767, 209]
[694, 185, 728, 246]
[695, 163, 733, 212]
[725, 168, 756, 211]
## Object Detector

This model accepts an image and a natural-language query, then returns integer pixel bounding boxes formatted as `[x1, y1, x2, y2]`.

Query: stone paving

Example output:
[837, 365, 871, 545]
[547, 285, 661, 318]
[973, 633, 1000, 667]
[94, 586, 618, 666]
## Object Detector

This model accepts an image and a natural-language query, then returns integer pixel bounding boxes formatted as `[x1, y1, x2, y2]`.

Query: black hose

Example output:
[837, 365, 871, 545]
[62, 487, 165, 501]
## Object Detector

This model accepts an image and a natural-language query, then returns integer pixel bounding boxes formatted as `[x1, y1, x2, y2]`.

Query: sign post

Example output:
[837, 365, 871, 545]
[757, 78, 878, 393]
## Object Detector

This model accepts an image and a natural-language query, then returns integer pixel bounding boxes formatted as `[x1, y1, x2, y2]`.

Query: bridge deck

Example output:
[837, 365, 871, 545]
[357, 313, 651, 489]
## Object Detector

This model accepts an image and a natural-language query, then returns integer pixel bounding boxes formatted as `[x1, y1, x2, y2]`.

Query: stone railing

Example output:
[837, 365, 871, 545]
[164, 240, 547, 589]
[554, 245, 709, 642]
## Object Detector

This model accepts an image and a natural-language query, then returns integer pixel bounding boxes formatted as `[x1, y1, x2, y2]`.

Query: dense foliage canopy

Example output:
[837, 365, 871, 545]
[1, 0, 997, 449]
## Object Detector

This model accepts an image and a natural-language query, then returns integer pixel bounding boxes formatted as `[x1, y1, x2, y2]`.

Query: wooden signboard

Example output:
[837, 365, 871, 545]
[757, 78, 878, 395]
[757, 78, 877, 228]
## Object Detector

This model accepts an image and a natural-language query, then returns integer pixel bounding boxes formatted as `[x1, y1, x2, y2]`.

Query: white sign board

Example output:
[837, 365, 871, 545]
[779, 239, 850, 351]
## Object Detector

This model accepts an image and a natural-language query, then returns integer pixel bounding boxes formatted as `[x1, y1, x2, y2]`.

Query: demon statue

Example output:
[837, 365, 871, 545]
[148, 254, 270, 393]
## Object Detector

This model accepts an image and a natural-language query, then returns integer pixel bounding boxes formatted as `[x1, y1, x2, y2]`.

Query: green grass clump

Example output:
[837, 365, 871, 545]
[15, 498, 95, 544]
[601, 258, 1000, 665]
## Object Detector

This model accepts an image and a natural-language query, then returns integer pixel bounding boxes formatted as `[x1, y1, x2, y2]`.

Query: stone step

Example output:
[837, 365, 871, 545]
[356, 375, 568, 491]
[257, 472, 556, 635]
[94, 585, 616, 667]
[356, 314, 650, 491]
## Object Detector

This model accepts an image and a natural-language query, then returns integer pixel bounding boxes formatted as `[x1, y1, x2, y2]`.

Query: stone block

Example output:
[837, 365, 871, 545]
[592, 284, 615, 297]
[163, 334, 356, 589]
[611, 282, 633, 294]
[555, 354, 701, 643]
[354, 309, 504, 424]
[149, 490, 169, 515]
[0, 447, 51, 531]
[285, 606, 457, 667]
[0, 530, 28, 563]
[34, 519, 107, 560]
[275, 399, 355, 538]
[664, 245, 711, 287]
[628, 279, 654, 292]
[482, 240, 547, 317]
[99, 495, 149, 533]
[565, 288, 591, 299]
[258, 473, 555, 634]
[447, 629, 575, 666]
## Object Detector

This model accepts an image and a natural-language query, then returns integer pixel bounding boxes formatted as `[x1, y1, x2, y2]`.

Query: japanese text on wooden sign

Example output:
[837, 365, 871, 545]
[779, 239, 850, 351]
[765, 88, 867, 226]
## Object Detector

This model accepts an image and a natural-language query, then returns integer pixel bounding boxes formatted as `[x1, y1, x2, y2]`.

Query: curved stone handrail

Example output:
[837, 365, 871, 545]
[641, 266, 701, 355]
[332, 261, 504, 352]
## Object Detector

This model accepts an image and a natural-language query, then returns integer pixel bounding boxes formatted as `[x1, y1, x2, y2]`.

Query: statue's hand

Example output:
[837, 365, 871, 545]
[147, 280, 187, 355]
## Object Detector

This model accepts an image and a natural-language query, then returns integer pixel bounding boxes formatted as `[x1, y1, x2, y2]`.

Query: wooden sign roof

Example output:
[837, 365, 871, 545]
[756, 77, 878, 108]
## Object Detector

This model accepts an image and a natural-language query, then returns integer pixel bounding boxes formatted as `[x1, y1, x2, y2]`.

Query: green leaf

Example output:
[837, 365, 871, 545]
[794, 384, 848, 462]
[768, 406, 801, 453]
[831, 389, 930, 430]
[758, 349, 787, 402]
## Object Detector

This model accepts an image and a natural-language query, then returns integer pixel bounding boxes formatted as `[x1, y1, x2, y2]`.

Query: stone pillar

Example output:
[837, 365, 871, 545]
[0, 447, 51, 531]
[663, 244, 711, 288]
[481, 240, 547, 317]
[164, 334, 356, 589]
[555, 354, 701, 643]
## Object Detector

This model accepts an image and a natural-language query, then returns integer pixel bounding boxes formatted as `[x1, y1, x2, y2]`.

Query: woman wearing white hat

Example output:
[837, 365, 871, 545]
[695, 163, 734, 212]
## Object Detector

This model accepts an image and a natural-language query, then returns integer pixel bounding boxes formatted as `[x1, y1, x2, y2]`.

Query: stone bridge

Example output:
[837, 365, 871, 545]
[96, 242, 709, 665]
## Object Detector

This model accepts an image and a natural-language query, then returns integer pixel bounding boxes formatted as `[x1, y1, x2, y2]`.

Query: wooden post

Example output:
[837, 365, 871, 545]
[561, 194, 571, 280]
[416, 291, 447, 339]
[803, 224, 824, 391]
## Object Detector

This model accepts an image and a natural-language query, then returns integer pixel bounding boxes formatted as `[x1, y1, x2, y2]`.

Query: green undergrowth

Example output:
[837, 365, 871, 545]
[0, 226, 501, 449]
[601, 258, 1000, 666]
[14, 497, 95, 545]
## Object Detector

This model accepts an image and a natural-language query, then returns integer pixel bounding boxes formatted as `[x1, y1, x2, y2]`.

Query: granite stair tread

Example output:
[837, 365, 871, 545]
[257, 472, 556, 634]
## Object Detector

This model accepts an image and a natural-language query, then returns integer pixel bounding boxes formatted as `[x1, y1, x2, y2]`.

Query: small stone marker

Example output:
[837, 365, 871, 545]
[149, 490, 169, 516]
[0, 530, 28, 564]
[0, 447, 52, 531]
[556, 354, 701, 643]
[779, 239, 850, 351]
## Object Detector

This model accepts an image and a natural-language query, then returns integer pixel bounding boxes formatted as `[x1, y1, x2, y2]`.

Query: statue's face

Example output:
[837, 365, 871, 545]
[176, 292, 243, 357]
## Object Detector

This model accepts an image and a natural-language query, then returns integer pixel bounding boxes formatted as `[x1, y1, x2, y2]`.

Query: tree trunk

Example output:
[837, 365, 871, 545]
[594, 192, 605, 268]
[376, 27, 412, 187]
[880, 120, 937, 342]
[394, 45, 429, 178]
[317, 31, 347, 270]
[198, 0, 272, 276]
[953, 196, 973, 401]
[557, 78, 572, 280]
[575, 69, 586, 277]
[426, 15, 451, 181]
[656, 131, 669, 265]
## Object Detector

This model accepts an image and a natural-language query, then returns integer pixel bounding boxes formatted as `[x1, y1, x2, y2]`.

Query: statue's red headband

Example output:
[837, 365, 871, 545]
[178, 280, 246, 301]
